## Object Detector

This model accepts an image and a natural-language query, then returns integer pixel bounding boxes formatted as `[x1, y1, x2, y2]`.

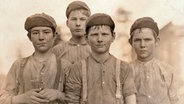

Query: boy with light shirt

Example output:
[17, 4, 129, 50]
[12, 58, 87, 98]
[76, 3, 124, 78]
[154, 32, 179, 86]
[0, 13, 70, 104]
[52, 1, 91, 64]
[129, 17, 178, 104]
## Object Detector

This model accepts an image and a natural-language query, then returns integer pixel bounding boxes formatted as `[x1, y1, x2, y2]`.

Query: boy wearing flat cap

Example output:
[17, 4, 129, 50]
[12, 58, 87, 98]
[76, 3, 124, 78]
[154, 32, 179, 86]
[129, 17, 178, 104]
[52, 0, 91, 64]
[65, 13, 136, 104]
[0, 13, 70, 104]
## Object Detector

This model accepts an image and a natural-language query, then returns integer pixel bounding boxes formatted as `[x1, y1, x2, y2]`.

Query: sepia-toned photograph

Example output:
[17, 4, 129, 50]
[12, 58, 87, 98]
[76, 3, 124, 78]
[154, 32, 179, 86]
[0, 0, 184, 103]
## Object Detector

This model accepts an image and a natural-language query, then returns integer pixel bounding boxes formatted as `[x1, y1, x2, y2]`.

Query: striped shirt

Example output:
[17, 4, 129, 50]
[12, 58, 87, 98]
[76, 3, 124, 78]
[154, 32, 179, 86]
[52, 39, 91, 64]
[0, 53, 70, 104]
[65, 54, 136, 104]
[131, 58, 178, 104]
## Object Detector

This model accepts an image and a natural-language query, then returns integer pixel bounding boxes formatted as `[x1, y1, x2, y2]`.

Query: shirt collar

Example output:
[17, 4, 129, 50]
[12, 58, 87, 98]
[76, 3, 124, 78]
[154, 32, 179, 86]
[135, 58, 156, 66]
[68, 38, 88, 46]
[90, 53, 112, 64]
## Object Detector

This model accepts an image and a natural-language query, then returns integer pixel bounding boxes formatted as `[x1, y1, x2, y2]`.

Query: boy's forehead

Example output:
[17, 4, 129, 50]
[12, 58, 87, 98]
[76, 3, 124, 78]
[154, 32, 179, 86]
[133, 28, 155, 38]
[89, 25, 111, 32]
[30, 26, 53, 31]
[68, 9, 88, 18]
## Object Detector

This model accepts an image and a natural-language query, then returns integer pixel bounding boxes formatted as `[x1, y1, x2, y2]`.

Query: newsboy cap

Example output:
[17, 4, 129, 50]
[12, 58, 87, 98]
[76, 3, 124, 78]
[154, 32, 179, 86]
[24, 13, 57, 31]
[130, 17, 159, 35]
[66, 1, 90, 18]
[85, 13, 115, 32]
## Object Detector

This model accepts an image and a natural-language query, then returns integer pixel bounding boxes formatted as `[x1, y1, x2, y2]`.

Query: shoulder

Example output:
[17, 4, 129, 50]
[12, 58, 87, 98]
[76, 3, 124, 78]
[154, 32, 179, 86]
[154, 59, 174, 74]
[119, 59, 131, 70]
[52, 41, 67, 51]
[7, 56, 30, 75]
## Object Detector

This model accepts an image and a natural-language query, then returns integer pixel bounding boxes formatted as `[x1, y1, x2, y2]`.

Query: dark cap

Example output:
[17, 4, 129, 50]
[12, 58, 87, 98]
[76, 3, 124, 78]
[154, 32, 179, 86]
[24, 13, 57, 31]
[130, 17, 159, 36]
[66, 1, 90, 18]
[85, 13, 115, 33]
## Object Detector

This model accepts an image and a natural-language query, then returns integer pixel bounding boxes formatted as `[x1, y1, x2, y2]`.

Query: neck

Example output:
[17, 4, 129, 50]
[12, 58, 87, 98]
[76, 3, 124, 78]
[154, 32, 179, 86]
[138, 56, 154, 62]
[91, 51, 110, 63]
[71, 36, 86, 44]
[34, 50, 52, 62]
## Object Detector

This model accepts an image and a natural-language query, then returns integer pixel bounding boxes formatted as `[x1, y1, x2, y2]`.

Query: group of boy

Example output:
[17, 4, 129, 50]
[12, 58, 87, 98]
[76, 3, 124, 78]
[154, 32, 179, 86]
[0, 1, 178, 104]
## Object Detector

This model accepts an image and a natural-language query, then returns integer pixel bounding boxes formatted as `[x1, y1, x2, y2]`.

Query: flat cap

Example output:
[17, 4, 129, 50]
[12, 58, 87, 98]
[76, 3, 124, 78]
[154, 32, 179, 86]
[66, 1, 90, 18]
[24, 13, 57, 31]
[130, 17, 159, 35]
[85, 13, 115, 32]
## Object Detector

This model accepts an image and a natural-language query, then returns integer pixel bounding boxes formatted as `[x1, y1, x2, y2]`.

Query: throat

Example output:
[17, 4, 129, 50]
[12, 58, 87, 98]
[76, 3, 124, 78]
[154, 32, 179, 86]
[33, 51, 52, 62]
[92, 52, 110, 63]
[71, 36, 86, 44]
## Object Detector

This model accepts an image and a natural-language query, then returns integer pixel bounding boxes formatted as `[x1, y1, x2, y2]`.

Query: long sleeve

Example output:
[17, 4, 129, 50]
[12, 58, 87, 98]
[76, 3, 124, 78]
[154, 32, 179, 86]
[65, 63, 82, 103]
[0, 59, 21, 104]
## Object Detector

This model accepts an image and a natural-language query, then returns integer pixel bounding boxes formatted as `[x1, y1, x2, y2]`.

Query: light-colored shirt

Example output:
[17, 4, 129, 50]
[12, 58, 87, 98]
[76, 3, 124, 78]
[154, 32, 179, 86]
[0, 53, 70, 104]
[52, 39, 91, 64]
[131, 58, 178, 104]
[65, 54, 136, 104]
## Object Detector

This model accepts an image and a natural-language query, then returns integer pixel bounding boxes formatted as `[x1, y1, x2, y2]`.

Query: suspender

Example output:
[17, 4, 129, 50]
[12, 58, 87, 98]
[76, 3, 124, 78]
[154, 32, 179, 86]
[116, 59, 123, 104]
[17, 57, 29, 94]
[17, 57, 61, 94]
[81, 60, 87, 103]
[54, 58, 62, 89]
[81, 59, 122, 104]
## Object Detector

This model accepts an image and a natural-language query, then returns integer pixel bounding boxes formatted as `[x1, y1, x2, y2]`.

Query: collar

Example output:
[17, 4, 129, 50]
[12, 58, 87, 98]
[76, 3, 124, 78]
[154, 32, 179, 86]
[135, 58, 156, 66]
[68, 38, 88, 46]
[90, 53, 112, 64]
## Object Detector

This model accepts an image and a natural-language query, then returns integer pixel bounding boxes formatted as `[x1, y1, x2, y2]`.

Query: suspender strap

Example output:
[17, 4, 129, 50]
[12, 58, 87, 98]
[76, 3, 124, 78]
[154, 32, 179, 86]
[54, 58, 62, 89]
[81, 60, 87, 103]
[18, 57, 29, 94]
[116, 59, 121, 103]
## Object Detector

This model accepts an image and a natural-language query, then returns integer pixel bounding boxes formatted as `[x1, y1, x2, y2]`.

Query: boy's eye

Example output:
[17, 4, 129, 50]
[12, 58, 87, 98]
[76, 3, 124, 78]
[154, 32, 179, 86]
[145, 38, 152, 41]
[102, 33, 109, 36]
[90, 33, 98, 36]
[32, 31, 39, 35]
[133, 39, 140, 42]
[44, 31, 51, 34]
[80, 18, 86, 21]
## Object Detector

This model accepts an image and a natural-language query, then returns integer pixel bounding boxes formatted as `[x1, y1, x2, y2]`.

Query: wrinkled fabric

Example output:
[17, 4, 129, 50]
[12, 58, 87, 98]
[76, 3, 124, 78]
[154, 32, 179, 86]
[52, 39, 91, 64]
[131, 58, 178, 104]
[0, 53, 70, 104]
[65, 54, 136, 104]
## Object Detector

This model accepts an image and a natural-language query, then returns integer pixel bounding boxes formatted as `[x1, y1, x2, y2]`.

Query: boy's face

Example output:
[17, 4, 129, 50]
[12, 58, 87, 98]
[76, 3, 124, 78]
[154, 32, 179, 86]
[67, 9, 88, 37]
[30, 26, 55, 53]
[131, 28, 159, 61]
[86, 25, 115, 54]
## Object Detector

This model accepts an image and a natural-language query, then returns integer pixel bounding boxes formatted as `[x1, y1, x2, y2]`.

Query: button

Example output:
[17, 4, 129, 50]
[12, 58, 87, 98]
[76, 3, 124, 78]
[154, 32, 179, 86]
[147, 76, 149, 78]
[77, 44, 80, 46]
[102, 82, 105, 84]
[148, 95, 151, 98]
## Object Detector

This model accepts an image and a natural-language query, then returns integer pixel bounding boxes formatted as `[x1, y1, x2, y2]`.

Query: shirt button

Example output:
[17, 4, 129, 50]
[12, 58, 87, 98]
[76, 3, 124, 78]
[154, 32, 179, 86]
[148, 95, 151, 98]
[77, 44, 80, 46]
[147, 76, 150, 78]
[102, 82, 105, 84]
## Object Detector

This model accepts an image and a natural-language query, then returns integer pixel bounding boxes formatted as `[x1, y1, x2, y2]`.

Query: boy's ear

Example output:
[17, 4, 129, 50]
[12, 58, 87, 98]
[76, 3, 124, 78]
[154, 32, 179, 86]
[66, 20, 69, 27]
[111, 32, 116, 42]
[155, 36, 160, 46]
[128, 39, 132, 46]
